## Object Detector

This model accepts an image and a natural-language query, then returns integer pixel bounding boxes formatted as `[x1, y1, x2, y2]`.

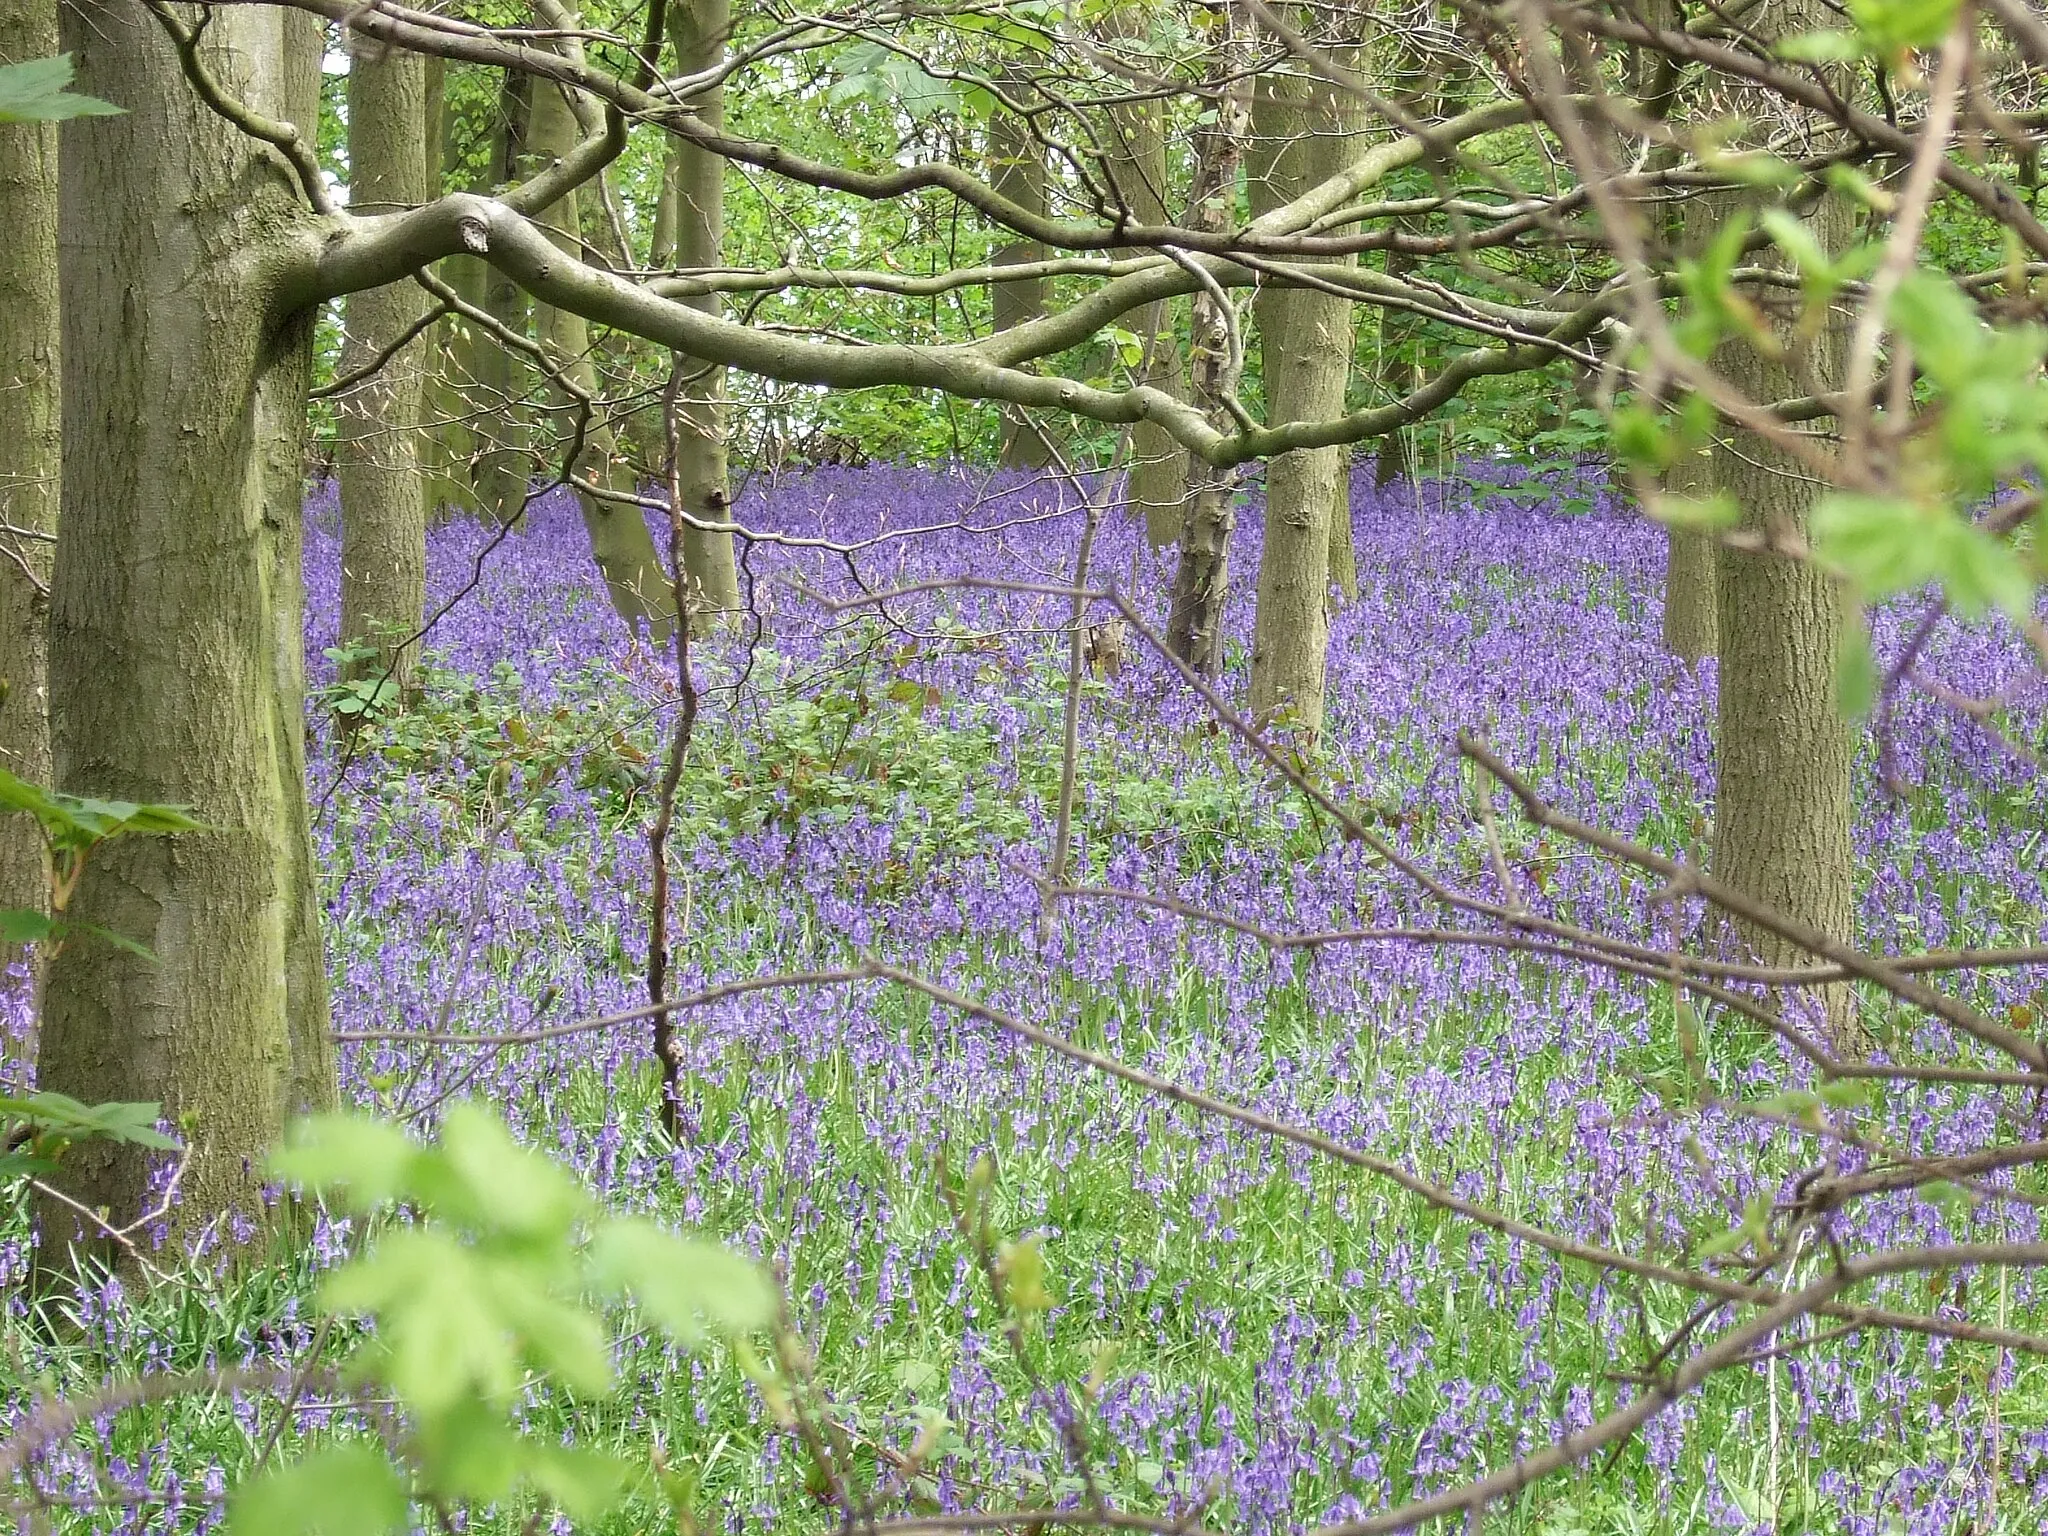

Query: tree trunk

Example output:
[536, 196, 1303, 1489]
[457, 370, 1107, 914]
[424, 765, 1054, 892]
[41, 0, 331, 1259]
[666, 0, 741, 619]
[1709, 195, 1856, 1046]
[0, 0, 60, 972]
[990, 77, 1054, 468]
[525, 66, 677, 640]
[469, 72, 533, 527]
[1659, 112, 1718, 663]
[336, 43, 432, 691]
[1246, 60, 1359, 742]
[1661, 457, 1719, 661]
[1165, 18, 1252, 674]
[1103, 65, 1188, 545]
[419, 55, 482, 524]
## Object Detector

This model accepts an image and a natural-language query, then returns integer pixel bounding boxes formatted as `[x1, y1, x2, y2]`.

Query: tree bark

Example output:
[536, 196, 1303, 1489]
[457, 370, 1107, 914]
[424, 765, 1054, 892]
[1165, 13, 1252, 674]
[40, 0, 332, 1260]
[1246, 59, 1360, 742]
[336, 42, 432, 691]
[666, 0, 741, 619]
[990, 75, 1054, 468]
[1659, 96, 1718, 663]
[1102, 55, 1188, 545]
[418, 54, 482, 523]
[469, 72, 533, 527]
[1661, 461, 1719, 661]
[1709, 217, 1855, 1043]
[1701, 0, 1857, 1048]
[0, 0, 60, 971]
[525, 64, 677, 640]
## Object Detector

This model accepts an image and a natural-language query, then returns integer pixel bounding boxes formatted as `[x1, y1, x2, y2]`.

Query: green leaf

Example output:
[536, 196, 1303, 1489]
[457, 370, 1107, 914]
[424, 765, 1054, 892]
[0, 55, 123, 123]
[1850, 0, 1961, 53]
[1775, 29, 1865, 62]
[526, 1444, 639, 1520]
[486, 1271, 616, 1396]
[425, 1100, 588, 1239]
[323, 1229, 524, 1415]
[1817, 1078, 1877, 1109]
[413, 1398, 526, 1504]
[997, 1235, 1053, 1312]
[1648, 489, 1741, 531]
[272, 1114, 421, 1213]
[1836, 615, 1879, 723]
[0, 908, 56, 944]
[0, 1093, 178, 1150]
[589, 1217, 777, 1343]
[1815, 493, 2034, 619]
[226, 1444, 408, 1536]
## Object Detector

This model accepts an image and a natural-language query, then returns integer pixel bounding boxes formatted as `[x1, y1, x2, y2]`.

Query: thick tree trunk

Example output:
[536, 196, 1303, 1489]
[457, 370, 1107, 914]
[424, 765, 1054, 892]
[1704, 0, 1857, 1048]
[0, 0, 60, 971]
[41, 0, 331, 1258]
[990, 78, 1054, 468]
[1709, 196, 1856, 1046]
[336, 44, 432, 691]
[1246, 63, 1359, 742]
[526, 67, 677, 640]
[469, 73, 534, 527]
[666, 0, 741, 619]
[1103, 74, 1188, 545]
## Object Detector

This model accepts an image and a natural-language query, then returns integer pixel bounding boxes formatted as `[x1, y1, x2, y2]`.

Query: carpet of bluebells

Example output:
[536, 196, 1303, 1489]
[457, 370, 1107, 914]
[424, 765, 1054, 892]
[3, 461, 2047, 1534]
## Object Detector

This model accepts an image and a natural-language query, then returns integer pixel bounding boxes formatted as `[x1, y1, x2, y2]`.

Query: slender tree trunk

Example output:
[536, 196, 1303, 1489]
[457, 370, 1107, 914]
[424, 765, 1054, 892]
[1103, 65, 1188, 545]
[990, 75, 1054, 468]
[526, 67, 677, 640]
[1658, 77, 1718, 663]
[336, 43, 431, 691]
[1661, 459, 1719, 661]
[419, 55, 481, 523]
[1246, 58, 1359, 742]
[41, 0, 331, 1259]
[666, 0, 741, 619]
[1165, 14, 1252, 673]
[470, 73, 533, 527]
[0, 0, 60, 972]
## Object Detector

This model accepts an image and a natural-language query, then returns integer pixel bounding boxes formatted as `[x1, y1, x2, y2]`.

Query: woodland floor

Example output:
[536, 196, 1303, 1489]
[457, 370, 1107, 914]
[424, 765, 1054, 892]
[3, 461, 2046, 1534]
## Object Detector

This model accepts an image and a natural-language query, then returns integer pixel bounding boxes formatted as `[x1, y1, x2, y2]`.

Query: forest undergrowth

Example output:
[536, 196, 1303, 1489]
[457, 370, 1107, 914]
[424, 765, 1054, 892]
[2, 462, 2045, 1535]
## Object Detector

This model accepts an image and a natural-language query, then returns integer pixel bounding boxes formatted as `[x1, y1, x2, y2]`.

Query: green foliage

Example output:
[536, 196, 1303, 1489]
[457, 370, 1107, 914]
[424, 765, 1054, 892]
[0, 765, 204, 957]
[1780, 0, 1960, 64]
[0, 54, 121, 123]
[244, 1102, 777, 1532]
[0, 1091, 179, 1181]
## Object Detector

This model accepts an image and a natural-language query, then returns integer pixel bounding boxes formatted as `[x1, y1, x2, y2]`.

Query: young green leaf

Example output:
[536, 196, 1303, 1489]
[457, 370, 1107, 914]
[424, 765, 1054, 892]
[226, 1444, 408, 1536]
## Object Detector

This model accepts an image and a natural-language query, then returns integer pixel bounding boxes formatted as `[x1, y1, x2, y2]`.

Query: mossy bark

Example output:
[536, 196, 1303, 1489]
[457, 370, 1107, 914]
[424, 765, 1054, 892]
[336, 44, 431, 690]
[0, 0, 60, 970]
[40, 0, 331, 1262]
